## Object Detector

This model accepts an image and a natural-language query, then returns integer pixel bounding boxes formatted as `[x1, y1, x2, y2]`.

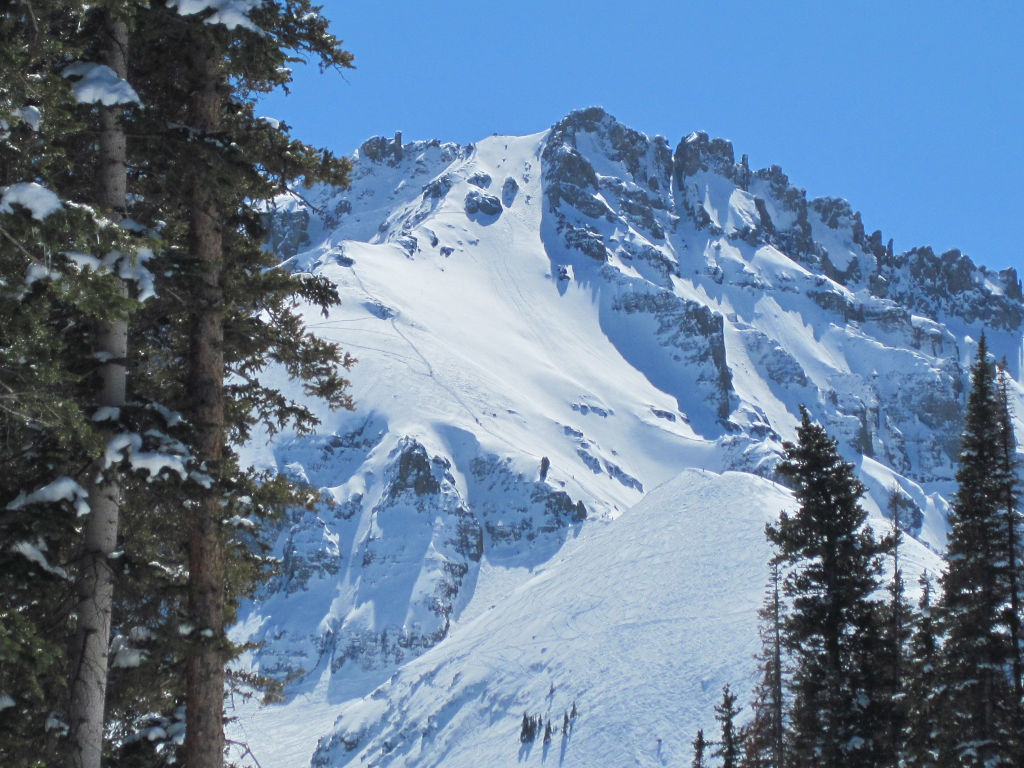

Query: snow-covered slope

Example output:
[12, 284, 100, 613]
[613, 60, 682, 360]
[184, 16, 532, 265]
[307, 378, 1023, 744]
[233, 470, 937, 768]
[230, 108, 1021, 767]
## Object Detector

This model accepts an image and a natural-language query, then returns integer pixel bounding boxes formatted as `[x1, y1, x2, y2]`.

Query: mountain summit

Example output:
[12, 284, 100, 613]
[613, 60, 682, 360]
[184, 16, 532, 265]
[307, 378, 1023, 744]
[231, 109, 1021, 767]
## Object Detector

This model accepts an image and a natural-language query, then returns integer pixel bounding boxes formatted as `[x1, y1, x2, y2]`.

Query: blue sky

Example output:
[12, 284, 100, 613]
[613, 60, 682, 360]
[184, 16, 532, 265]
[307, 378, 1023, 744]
[261, 1, 1024, 273]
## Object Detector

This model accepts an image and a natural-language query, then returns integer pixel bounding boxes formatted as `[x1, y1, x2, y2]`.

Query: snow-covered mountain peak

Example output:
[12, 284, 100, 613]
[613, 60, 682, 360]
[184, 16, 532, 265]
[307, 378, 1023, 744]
[232, 109, 1024, 767]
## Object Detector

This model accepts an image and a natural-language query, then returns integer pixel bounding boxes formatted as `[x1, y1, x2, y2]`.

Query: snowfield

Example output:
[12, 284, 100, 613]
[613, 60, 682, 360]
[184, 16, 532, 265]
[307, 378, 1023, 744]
[232, 470, 939, 768]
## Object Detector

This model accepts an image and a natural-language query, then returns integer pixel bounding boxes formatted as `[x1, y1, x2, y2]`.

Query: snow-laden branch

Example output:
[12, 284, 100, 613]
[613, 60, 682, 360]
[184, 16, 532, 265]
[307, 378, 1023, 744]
[10, 540, 69, 577]
[7, 476, 90, 517]
[61, 63, 140, 106]
[105, 431, 189, 480]
[0, 182, 62, 220]
[166, 0, 263, 31]
[63, 247, 157, 301]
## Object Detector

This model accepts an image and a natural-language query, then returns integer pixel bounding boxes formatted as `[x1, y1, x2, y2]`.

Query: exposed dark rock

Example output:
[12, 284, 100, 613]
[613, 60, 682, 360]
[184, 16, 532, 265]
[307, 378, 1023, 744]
[546, 107, 671, 193]
[390, 440, 441, 497]
[753, 198, 774, 235]
[1004, 267, 1023, 300]
[878, 246, 1024, 329]
[613, 290, 733, 420]
[502, 176, 519, 207]
[616, 241, 678, 285]
[544, 144, 599, 193]
[467, 171, 492, 189]
[423, 173, 453, 199]
[563, 225, 608, 261]
[465, 190, 503, 218]
[359, 132, 404, 166]
[673, 131, 737, 182]
[811, 196, 865, 245]
[618, 193, 666, 240]
[738, 328, 808, 388]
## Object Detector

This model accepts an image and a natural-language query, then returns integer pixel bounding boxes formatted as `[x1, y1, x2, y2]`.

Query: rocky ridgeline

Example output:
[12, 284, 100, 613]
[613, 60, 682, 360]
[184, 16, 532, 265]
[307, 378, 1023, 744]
[540, 109, 734, 425]
[668, 117, 1024, 329]
[535, 107, 1023, 490]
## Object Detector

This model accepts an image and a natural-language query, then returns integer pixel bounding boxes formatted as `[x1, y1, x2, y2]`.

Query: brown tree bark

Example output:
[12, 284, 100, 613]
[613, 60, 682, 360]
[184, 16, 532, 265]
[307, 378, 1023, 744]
[183, 36, 228, 768]
[69, 13, 129, 768]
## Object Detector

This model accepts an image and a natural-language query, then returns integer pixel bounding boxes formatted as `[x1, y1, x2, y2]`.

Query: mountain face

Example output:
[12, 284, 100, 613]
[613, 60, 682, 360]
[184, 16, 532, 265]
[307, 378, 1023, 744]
[230, 108, 1022, 767]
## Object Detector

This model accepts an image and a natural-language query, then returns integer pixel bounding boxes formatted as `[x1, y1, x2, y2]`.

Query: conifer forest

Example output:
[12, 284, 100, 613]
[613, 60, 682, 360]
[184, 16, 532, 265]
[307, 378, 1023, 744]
[695, 339, 1024, 768]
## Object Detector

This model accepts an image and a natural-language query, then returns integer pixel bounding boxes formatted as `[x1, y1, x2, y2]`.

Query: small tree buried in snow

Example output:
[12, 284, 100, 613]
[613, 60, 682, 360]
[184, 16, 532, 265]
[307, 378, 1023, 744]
[520, 713, 536, 743]
[692, 728, 709, 768]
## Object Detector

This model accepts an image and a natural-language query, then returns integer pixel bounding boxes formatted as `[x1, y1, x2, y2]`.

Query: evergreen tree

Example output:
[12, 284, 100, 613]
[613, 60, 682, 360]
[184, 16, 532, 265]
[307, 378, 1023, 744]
[714, 683, 742, 768]
[119, 5, 355, 765]
[903, 573, 940, 768]
[936, 336, 1020, 765]
[994, 363, 1023, 715]
[0, 3, 145, 763]
[66, 6, 139, 767]
[520, 713, 534, 743]
[740, 560, 785, 768]
[692, 728, 709, 768]
[3, 2, 357, 764]
[766, 406, 892, 767]
[875, 492, 913, 766]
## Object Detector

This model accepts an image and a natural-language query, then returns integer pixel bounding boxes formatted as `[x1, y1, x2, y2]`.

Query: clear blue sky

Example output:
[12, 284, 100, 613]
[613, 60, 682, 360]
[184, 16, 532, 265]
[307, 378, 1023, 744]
[260, 1, 1024, 273]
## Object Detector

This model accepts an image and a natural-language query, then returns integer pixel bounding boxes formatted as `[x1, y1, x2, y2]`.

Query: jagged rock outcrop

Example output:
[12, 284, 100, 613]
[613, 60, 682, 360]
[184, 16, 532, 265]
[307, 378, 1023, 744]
[249, 426, 589, 680]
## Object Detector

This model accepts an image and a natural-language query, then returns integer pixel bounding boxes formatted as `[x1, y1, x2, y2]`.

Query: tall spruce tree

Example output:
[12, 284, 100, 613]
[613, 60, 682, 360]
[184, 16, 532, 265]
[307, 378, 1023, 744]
[2, 2, 357, 764]
[120, 4, 355, 765]
[766, 407, 892, 767]
[67, 6, 139, 767]
[994, 363, 1023, 715]
[875, 492, 913, 766]
[936, 336, 1021, 766]
[0, 3, 147, 763]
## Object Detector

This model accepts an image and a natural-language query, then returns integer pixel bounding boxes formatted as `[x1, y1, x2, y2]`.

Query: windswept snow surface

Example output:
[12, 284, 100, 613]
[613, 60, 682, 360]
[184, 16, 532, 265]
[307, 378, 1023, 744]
[230, 110, 1019, 766]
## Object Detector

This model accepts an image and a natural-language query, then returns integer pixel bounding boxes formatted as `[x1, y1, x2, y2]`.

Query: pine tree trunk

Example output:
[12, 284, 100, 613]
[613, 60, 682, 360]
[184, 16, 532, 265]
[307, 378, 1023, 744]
[69, 14, 129, 768]
[183, 38, 227, 768]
